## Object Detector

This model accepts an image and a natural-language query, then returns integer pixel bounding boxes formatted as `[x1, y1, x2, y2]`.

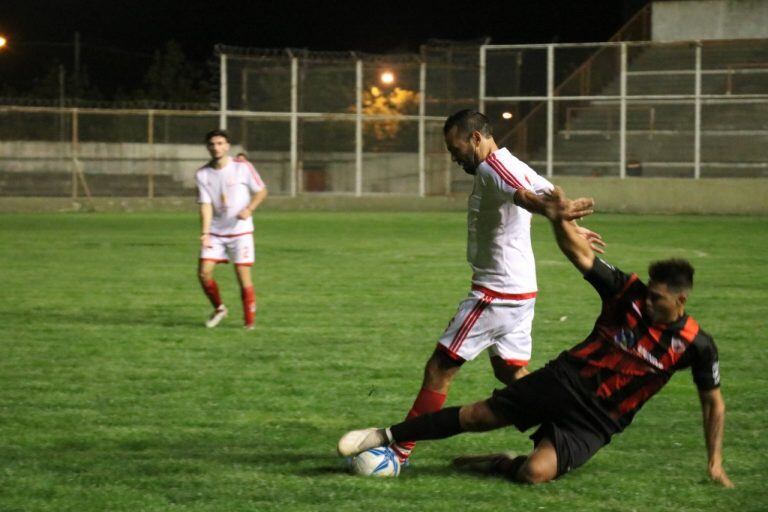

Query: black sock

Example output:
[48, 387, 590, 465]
[390, 406, 464, 443]
[498, 455, 528, 480]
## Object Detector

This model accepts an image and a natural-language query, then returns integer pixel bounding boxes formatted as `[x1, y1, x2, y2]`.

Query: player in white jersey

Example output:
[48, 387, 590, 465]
[390, 110, 603, 462]
[196, 129, 268, 329]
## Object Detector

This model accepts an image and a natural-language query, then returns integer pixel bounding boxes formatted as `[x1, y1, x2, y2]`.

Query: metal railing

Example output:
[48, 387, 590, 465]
[480, 37, 768, 179]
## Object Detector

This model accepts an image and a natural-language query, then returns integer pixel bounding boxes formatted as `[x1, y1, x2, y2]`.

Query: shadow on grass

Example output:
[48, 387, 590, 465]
[18, 308, 213, 329]
[38, 436, 472, 481]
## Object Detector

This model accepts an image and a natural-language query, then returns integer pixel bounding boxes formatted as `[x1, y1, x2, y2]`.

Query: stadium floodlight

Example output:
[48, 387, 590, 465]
[0, 36, 7, 50]
[380, 71, 395, 85]
[502, 112, 513, 120]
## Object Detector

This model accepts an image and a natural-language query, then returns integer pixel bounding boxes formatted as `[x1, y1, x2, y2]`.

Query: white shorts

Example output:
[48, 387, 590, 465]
[200, 233, 254, 266]
[437, 285, 536, 366]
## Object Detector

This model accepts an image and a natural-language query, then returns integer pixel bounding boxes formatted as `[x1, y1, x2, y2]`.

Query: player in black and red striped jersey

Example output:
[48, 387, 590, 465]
[338, 187, 733, 487]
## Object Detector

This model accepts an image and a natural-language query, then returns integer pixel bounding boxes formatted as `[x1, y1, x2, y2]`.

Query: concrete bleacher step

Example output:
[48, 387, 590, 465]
[537, 40, 768, 177]
[538, 131, 768, 163]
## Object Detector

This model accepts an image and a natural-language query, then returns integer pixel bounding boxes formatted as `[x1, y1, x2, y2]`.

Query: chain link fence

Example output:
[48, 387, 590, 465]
[1, 35, 766, 199]
[0, 41, 480, 198]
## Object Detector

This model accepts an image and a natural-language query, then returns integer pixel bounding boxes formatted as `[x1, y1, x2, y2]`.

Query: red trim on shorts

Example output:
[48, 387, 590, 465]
[436, 343, 466, 363]
[210, 231, 253, 238]
[235, 262, 254, 267]
[502, 358, 530, 367]
[448, 296, 492, 354]
[200, 258, 229, 264]
[472, 284, 537, 300]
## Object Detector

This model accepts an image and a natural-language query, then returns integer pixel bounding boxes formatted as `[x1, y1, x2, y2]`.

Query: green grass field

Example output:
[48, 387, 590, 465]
[1, 211, 766, 511]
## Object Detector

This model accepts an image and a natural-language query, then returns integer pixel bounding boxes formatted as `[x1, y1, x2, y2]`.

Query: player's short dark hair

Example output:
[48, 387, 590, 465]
[443, 110, 492, 138]
[648, 258, 694, 292]
[205, 129, 230, 143]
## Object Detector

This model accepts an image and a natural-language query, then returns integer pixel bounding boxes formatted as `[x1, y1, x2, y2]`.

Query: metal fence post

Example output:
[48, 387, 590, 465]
[147, 110, 155, 199]
[355, 59, 363, 197]
[71, 108, 78, 199]
[219, 53, 227, 130]
[546, 45, 554, 178]
[479, 44, 486, 112]
[694, 42, 702, 180]
[620, 42, 627, 179]
[418, 61, 426, 197]
[290, 56, 298, 197]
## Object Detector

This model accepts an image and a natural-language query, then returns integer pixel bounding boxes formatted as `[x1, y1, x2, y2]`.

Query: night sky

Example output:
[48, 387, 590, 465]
[0, 0, 648, 99]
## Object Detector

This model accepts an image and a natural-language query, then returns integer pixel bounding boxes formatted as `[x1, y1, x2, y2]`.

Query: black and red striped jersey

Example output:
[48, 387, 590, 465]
[555, 257, 720, 432]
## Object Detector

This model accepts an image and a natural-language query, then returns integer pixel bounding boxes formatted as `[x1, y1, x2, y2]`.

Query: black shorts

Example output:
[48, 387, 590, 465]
[486, 365, 614, 477]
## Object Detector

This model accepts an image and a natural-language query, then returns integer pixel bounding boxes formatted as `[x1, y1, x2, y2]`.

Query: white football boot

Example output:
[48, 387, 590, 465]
[337, 428, 389, 457]
[205, 305, 228, 328]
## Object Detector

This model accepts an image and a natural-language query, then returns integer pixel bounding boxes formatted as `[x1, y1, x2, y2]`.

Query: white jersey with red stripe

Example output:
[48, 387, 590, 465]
[467, 147, 553, 295]
[196, 158, 266, 236]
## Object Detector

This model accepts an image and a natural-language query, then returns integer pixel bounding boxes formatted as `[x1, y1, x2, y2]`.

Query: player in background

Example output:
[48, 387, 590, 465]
[389, 110, 605, 463]
[196, 129, 268, 329]
[339, 187, 733, 488]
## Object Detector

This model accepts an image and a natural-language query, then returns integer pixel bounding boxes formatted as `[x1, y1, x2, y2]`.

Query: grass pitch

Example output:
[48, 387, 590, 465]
[0, 211, 766, 511]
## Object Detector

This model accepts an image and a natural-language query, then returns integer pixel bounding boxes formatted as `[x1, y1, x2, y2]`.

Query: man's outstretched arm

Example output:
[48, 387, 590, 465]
[698, 388, 734, 488]
[515, 189, 605, 254]
[542, 187, 596, 274]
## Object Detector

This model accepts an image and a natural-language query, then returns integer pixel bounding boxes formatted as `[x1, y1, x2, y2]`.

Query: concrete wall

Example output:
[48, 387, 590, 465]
[2, 178, 766, 215]
[652, 0, 768, 41]
[0, 141, 428, 194]
[553, 177, 768, 215]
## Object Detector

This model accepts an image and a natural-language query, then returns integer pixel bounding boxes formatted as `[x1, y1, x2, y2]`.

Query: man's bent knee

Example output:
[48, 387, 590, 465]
[423, 350, 462, 391]
[518, 461, 556, 484]
[517, 442, 558, 484]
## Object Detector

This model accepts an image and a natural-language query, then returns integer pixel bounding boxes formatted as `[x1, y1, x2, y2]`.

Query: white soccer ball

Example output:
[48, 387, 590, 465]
[349, 447, 401, 477]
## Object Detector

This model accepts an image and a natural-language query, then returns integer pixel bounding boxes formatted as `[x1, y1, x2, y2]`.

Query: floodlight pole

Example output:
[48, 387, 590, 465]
[219, 53, 228, 129]
[546, 44, 554, 179]
[418, 61, 426, 197]
[619, 43, 627, 179]
[694, 42, 702, 180]
[355, 59, 363, 197]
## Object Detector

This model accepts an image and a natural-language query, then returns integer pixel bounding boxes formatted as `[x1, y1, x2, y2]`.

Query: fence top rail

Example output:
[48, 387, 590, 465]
[215, 44, 425, 63]
[0, 104, 447, 122]
[482, 37, 768, 51]
[483, 94, 768, 102]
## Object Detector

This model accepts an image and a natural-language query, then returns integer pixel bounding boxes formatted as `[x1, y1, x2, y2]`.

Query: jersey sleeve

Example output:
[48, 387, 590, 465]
[196, 172, 212, 204]
[689, 333, 721, 391]
[480, 162, 524, 200]
[583, 257, 636, 301]
[483, 153, 554, 201]
[241, 161, 266, 193]
[528, 170, 554, 195]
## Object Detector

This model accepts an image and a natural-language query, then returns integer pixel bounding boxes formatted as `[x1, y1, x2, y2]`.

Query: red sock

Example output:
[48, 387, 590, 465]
[392, 387, 447, 459]
[241, 286, 256, 326]
[201, 279, 222, 308]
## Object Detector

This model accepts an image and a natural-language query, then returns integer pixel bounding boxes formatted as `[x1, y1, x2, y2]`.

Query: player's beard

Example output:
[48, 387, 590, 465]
[461, 146, 478, 175]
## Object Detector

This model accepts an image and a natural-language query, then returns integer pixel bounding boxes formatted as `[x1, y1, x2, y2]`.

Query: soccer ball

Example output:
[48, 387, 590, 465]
[349, 447, 401, 477]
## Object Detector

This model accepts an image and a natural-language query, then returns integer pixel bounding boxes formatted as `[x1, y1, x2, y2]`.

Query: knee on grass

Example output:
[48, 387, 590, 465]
[516, 457, 557, 484]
